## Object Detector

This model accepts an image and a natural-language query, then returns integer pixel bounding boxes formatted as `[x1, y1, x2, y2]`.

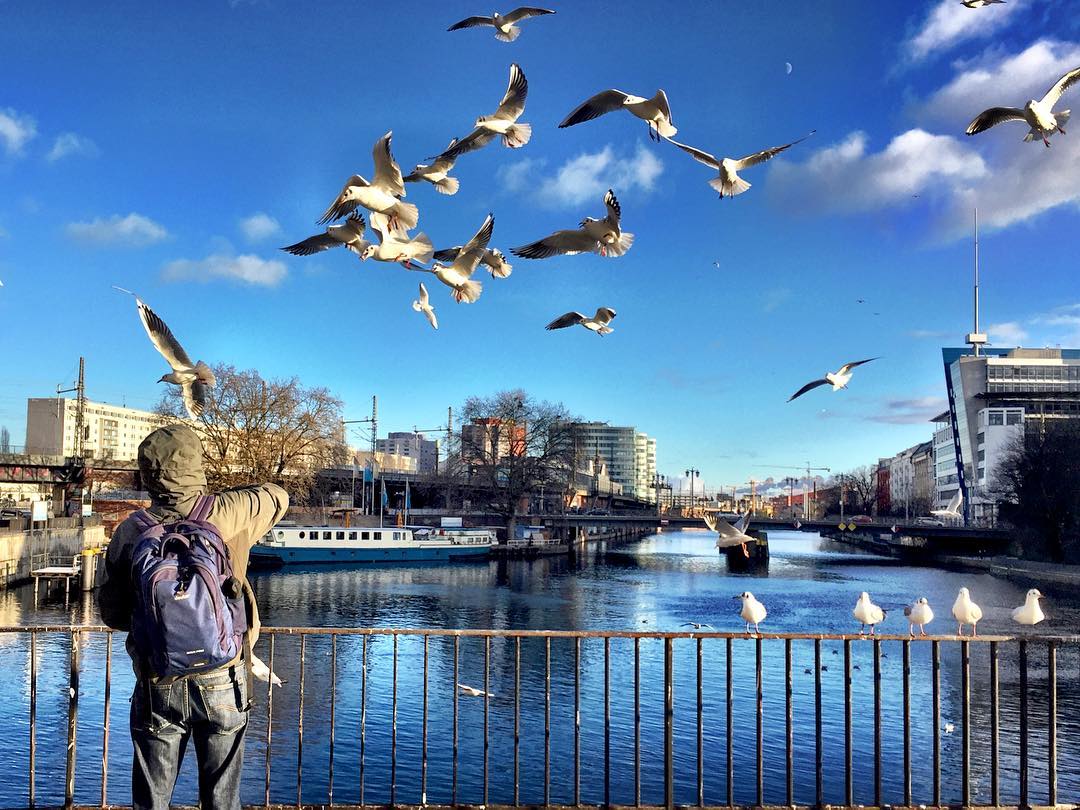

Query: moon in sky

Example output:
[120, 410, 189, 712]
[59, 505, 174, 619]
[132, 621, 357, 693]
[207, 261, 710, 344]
[785, 61, 793, 75]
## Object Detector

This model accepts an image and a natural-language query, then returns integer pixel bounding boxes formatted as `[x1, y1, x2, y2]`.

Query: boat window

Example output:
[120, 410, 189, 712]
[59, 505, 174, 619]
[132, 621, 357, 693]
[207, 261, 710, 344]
[348, 532, 357, 540]
[299, 531, 305, 539]
[394, 532, 401, 541]
[361, 532, 370, 540]
[276, 531, 284, 539]
[336, 531, 345, 540]
[374, 532, 382, 540]
[323, 531, 332, 540]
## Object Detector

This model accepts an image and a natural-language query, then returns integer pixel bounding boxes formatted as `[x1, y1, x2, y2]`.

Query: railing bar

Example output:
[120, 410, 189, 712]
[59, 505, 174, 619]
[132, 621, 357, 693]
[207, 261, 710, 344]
[544, 636, 551, 808]
[844, 638, 852, 808]
[577, 636, 583, 807]
[1048, 640, 1057, 807]
[664, 636, 674, 810]
[360, 634, 367, 807]
[296, 633, 305, 809]
[423, 635, 429, 807]
[697, 636, 704, 809]
[29, 631, 36, 810]
[101, 632, 112, 809]
[814, 638, 822, 810]
[452, 635, 459, 807]
[1020, 639, 1029, 809]
[514, 636, 520, 808]
[932, 639, 940, 808]
[484, 635, 490, 808]
[391, 634, 398, 807]
[605, 636, 611, 808]
[991, 640, 1000, 807]
[65, 629, 79, 810]
[784, 639, 792, 809]
[903, 638, 911, 808]
[726, 637, 733, 809]
[755, 635, 763, 809]
[264, 634, 275, 809]
[962, 639, 971, 808]
[329, 634, 337, 807]
[633, 636, 639, 808]
[873, 637, 881, 809]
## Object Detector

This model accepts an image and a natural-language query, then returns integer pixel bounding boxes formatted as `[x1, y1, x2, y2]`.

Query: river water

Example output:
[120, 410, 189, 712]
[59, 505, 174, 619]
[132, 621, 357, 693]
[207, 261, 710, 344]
[0, 529, 1077, 808]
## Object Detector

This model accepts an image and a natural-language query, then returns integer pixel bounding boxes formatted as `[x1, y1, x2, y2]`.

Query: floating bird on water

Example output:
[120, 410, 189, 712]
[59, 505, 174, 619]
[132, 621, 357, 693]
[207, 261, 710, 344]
[905, 597, 934, 637]
[421, 213, 494, 303]
[280, 213, 370, 258]
[457, 683, 495, 698]
[966, 65, 1080, 147]
[932, 490, 964, 521]
[318, 132, 418, 232]
[952, 587, 983, 636]
[559, 89, 676, 141]
[665, 130, 814, 198]
[412, 282, 438, 331]
[512, 189, 633, 259]
[788, 358, 879, 402]
[546, 307, 617, 335]
[439, 64, 532, 159]
[112, 287, 216, 420]
[362, 218, 434, 269]
[434, 245, 513, 279]
[736, 591, 767, 635]
[447, 7, 555, 41]
[853, 592, 887, 635]
[403, 139, 460, 196]
[1011, 588, 1045, 626]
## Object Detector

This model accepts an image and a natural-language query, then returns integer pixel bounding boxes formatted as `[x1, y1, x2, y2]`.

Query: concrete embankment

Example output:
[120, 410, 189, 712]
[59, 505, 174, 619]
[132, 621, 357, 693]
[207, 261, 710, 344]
[937, 554, 1080, 593]
[0, 522, 107, 589]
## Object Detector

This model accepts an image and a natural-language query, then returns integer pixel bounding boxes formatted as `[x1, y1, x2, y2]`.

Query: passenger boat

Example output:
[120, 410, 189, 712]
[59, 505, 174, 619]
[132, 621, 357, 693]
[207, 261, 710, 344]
[250, 523, 495, 566]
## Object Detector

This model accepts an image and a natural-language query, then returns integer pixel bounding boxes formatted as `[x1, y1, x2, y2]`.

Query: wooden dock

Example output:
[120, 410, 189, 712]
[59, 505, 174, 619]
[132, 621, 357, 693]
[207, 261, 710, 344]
[32, 555, 82, 604]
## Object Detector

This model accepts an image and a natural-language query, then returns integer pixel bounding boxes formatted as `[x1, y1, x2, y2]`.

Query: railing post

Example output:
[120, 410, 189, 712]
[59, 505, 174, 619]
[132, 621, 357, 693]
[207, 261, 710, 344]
[1048, 640, 1057, 807]
[65, 629, 80, 810]
[1019, 640, 1029, 809]
[664, 636, 674, 810]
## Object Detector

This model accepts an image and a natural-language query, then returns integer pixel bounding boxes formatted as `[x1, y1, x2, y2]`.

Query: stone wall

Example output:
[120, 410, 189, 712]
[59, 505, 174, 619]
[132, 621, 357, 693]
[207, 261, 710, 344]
[0, 525, 107, 588]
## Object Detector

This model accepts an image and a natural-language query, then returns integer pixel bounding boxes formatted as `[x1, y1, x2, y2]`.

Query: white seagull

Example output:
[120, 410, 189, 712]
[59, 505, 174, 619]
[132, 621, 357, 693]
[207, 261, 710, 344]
[512, 189, 633, 259]
[433, 245, 513, 279]
[447, 7, 555, 41]
[681, 622, 713, 631]
[705, 512, 753, 558]
[961, 0, 1006, 7]
[250, 653, 283, 687]
[421, 213, 494, 303]
[952, 587, 983, 636]
[853, 592, 887, 635]
[559, 89, 676, 141]
[931, 490, 964, 521]
[457, 683, 495, 698]
[280, 213, 370, 258]
[403, 138, 460, 196]
[788, 358, 879, 402]
[966, 65, 1080, 147]
[362, 217, 434, 269]
[1011, 588, 1046, 626]
[318, 131, 419, 232]
[666, 131, 814, 198]
[412, 282, 438, 331]
[545, 307, 617, 335]
[439, 64, 532, 159]
[113, 287, 216, 420]
[904, 597, 934, 637]
[735, 591, 767, 635]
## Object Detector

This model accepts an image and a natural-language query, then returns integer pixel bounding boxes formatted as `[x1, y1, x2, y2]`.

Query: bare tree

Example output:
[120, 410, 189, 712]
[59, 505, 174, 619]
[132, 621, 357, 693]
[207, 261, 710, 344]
[0, 426, 9, 454]
[839, 464, 877, 515]
[157, 364, 347, 502]
[458, 389, 577, 540]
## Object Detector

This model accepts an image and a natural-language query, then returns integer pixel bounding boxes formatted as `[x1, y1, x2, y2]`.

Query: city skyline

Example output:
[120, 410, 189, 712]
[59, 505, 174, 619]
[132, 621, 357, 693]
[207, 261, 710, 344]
[2, 1, 1080, 492]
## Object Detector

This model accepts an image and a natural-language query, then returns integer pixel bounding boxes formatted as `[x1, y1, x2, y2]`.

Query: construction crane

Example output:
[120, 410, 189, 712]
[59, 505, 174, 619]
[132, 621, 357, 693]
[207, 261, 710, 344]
[755, 462, 831, 520]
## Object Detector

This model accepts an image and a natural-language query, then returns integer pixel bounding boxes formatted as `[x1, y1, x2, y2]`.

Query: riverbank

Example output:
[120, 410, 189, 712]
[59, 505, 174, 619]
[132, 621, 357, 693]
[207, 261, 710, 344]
[937, 553, 1080, 593]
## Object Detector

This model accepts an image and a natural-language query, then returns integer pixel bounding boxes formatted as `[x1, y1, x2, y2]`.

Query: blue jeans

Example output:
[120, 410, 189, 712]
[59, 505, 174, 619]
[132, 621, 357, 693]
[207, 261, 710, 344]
[130, 664, 250, 810]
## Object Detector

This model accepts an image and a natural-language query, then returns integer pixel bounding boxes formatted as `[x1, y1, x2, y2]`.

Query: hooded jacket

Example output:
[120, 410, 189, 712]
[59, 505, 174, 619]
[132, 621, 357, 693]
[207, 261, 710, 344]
[98, 424, 289, 668]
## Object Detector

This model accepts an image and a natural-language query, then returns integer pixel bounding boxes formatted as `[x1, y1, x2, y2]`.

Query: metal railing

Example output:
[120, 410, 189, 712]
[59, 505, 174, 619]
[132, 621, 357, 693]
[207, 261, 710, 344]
[2, 625, 1078, 809]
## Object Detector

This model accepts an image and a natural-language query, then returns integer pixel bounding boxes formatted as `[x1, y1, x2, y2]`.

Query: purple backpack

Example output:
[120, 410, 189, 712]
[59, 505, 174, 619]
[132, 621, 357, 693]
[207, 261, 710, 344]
[130, 495, 248, 677]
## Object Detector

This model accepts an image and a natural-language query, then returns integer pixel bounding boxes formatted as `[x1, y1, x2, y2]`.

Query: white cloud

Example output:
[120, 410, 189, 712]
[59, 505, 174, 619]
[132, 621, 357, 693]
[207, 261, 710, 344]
[497, 157, 543, 193]
[238, 212, 281, 242]
[769, 129, 986, 214]
[0, 108, 37, 155]
[46, 132, 99, 162]
[533, 143, 663, 207]
[869, 396, 949, 425]
[162, 252, 287, 286]
[905, 0, 1026, 62]
[1029, 303, 1080, 345]
[987, 321, 1029, 344]
[65, 213, 169, 247]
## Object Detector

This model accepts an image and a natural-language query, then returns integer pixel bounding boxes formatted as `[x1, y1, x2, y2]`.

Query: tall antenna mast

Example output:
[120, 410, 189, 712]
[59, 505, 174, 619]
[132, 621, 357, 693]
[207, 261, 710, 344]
[966, 208, 987, 355]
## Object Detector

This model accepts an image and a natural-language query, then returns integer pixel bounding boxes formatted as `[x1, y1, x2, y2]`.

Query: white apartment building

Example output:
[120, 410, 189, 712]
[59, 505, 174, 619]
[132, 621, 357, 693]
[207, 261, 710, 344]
[25, 397, 162, 460]
[572, 422, 657, 502]
[376, 432, 438, 473]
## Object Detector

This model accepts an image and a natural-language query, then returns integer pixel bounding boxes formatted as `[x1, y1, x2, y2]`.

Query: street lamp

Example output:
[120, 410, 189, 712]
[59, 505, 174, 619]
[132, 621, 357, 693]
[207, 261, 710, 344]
[685, 468, 700, 515]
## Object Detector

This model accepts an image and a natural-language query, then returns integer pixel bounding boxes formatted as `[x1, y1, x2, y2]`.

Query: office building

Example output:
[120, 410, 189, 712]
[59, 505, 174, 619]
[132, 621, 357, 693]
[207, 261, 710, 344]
[571, 423, 657, 502]
[24, 397, 161, 460]
[376, 432, 438, 474]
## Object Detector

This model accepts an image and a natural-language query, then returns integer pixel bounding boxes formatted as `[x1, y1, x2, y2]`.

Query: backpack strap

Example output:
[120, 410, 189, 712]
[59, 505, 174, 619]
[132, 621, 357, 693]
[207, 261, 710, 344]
[188, 494, 216, 523]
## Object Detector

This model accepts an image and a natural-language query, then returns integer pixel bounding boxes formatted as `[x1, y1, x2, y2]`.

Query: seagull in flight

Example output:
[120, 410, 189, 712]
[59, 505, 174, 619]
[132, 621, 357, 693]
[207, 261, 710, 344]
[931, 489, 963, 521]
[512, 189, 633, 259]
[457, 683, 495, 697]
[112, 287, 215, 420]
[362, 217, 434, 269]
[433, 246, 513, 279]
[559, 89, 676, 141]
[706, 512, 753, 558]
[412, 282, 438, 331]
[787, 358, 879, 402]
[439, 64, 532, 159]
[318, 131, 419, 232]
[666, 131, 814, 198]
[680, 622, 713, 630]
[961, 0, 1005, 7]
[545, 307, 617, 335]
[447, 7, 554, 42]
[418, 214, 494, 303]
[966, 65, 1080, 147]
[280, 214, 370, 258]
[403, 138, 460, 196]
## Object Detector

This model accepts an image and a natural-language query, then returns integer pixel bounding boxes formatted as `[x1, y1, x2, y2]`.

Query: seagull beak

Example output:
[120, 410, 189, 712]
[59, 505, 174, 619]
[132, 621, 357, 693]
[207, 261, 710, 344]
[732, 595, 742, 600]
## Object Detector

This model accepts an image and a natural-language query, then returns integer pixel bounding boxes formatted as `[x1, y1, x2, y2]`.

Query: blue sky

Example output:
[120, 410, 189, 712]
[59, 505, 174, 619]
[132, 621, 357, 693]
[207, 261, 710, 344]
[2, 1, 1079, 495]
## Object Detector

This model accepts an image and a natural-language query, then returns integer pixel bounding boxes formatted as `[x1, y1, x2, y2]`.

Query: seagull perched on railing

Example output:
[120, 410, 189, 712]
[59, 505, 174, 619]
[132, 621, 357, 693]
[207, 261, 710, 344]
[447, 7, 554, 41]
[457, 683, 495, 698]
[952, 587, 983, 636]
[559, 89, 676, 141]
[788, 358, 879, 402]
[665, 131, 814, 198]
[512, 190, 633, 259]
[853, 592, 887, 635]
[1011, 589, 1046, 626]
[966, 65, 1080, 147]
[904, 597, 934, 637]
[318, 131, 418, 233]
[735, 591, 767, 635]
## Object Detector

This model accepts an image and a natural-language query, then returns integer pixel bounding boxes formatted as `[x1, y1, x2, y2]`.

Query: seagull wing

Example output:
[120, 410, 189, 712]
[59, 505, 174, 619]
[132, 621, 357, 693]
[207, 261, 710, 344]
[502, 6, 555, 24]
[546, 311, 587, 330]
[1041, 65, 1080, 109]
[433, 246, 463, 262]
[714, 519, 742, 540]
[665, 137, 720, 170]
[318, 175, 365, 225]
[594, 307, 616, 325]
[837, 357, 879, 375]
[734, 131, 815, 169]
[372, 131, 406, 197]
[512, 228, 598, 259]
[448, 15, 495, 31]
[653, 88, 673, 121]
[280, 233, 340, 256]
[559, 89, 631, 128]
[455, 214, 495, 277]
[418, 282, 430, 308]
[494, 63, 528, 121]
[702, 513, 718, 531]
[965, 107, 1027, 135]
[603, 189, 622, 226]
[788, 378, 829, 402]
[439, 127, 499, 160]
[136, 299, 195, 372]
[182, 380, 208, 420]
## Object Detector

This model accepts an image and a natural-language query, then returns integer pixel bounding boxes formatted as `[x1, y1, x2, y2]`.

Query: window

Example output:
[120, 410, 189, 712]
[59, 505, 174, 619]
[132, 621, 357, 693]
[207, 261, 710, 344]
[323, 531, 332, 540]
[1007, 412, 1022, 425]
[394, 532, 401, 541]
[989, 412, 1004, 426]
[336, 531, 345, 540]
[349, 532, 357, 540]
[299, 532, 306, 539]
[361, 532, 370, 540]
